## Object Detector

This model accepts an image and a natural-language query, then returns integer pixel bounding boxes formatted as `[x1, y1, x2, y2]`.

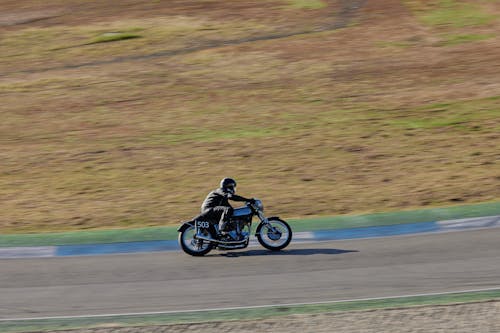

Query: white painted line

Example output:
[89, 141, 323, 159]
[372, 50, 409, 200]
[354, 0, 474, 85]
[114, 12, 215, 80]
[438, 215, 500, 229]
[292, 231, 316, 240]
[2, 286, 499, 322]
[0, 246, 56, 259]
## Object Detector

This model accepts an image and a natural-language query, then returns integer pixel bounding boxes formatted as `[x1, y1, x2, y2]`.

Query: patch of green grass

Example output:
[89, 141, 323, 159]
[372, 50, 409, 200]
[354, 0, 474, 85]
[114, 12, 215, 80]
[89, 32, 142, 44]
[439, 33, 495, 46]
[286, 0, 327, 10]
[392, 117, 469, 129]
[419, 0, 496, 27]
[389, 97, 500, 130]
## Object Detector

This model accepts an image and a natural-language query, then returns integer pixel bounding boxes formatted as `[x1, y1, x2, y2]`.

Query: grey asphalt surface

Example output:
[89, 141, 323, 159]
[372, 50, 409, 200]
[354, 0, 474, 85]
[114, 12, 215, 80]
[1, 228, 499, 319]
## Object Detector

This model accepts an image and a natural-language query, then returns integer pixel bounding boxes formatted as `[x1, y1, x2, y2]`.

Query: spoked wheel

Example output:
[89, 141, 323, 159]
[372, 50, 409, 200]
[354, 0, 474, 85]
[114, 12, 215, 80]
[178, 225, 213, 256]
[256, 218, 292, 251]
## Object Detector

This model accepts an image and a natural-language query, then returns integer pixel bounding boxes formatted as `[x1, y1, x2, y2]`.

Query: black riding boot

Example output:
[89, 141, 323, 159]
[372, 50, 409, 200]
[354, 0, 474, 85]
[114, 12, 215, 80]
[218, 219, 229, 235]
[218, 207, 232, 235]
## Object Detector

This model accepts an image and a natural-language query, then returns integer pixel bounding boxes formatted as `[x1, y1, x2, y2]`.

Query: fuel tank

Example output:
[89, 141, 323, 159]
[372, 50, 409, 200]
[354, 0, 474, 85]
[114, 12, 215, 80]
[232, 206, 252, 217]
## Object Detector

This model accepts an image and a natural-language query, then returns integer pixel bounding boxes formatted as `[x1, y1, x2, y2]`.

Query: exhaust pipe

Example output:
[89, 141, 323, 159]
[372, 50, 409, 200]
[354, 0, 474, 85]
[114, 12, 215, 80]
[195, 235, 248, 245]
[217, 243, 248, 250]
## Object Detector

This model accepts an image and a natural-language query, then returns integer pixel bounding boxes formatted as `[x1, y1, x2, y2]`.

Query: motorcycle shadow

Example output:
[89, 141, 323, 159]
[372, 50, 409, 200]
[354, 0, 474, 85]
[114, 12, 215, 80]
[218, 248, 358, 257]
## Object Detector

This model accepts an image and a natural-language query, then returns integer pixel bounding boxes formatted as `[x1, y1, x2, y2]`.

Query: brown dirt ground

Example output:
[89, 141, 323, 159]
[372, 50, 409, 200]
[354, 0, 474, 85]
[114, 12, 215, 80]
[39, 301, 500, 333]
[1, 0, 499, 232]
[0, 0, 330, 28]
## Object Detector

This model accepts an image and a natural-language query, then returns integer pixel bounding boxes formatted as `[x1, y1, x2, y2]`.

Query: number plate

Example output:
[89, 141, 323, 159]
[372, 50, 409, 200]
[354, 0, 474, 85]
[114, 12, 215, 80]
[196, 221, 210, 229]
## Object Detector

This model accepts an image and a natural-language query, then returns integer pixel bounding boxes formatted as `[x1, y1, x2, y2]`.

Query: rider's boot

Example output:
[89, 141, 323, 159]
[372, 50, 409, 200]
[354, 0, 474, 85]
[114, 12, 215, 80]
[214, 224, 224, 239]
[219, 220, 236, 242]
[218, 219, 229, 235]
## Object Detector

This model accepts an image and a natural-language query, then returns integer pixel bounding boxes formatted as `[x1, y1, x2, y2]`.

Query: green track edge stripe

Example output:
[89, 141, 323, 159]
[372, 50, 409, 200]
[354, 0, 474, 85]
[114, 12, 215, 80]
[1, 289, 499, 333]
[1, 201, 499, 247]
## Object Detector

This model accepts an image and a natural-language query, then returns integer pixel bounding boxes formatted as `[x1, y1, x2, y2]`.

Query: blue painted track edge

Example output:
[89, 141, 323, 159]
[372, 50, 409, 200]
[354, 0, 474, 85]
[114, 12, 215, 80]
[1, 215, 499, 258]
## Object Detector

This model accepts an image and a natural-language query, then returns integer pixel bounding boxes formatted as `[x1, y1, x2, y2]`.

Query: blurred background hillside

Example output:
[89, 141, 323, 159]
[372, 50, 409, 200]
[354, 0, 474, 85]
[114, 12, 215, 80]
[1, 0, 499, 232]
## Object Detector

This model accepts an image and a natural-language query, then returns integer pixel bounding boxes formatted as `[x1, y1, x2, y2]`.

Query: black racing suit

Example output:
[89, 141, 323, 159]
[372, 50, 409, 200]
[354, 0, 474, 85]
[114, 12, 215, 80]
[197, 188, 251, 234]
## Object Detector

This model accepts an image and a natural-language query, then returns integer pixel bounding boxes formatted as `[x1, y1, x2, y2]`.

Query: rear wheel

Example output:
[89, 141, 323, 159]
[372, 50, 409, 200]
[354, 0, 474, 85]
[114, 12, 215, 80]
[178, 225, 213, 256]
[256, 218, 292, 251]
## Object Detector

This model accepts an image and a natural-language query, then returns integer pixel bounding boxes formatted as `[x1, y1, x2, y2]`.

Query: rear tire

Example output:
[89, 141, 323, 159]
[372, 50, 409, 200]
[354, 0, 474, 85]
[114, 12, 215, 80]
[256, 218, 292, 251]
[178, 225, 213, 256]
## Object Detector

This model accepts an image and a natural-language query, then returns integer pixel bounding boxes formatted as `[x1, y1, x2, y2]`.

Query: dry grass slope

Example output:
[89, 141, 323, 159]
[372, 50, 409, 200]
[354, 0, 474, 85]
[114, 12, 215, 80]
[0, 0, 499, 232]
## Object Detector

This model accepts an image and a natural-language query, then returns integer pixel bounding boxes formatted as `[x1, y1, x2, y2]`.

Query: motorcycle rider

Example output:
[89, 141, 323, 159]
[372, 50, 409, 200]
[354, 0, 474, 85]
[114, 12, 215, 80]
[197, 178, 254, 237]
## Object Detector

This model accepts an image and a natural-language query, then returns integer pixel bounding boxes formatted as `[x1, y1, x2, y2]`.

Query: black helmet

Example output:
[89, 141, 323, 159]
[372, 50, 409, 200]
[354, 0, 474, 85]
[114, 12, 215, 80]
[220, 177, 237, 194]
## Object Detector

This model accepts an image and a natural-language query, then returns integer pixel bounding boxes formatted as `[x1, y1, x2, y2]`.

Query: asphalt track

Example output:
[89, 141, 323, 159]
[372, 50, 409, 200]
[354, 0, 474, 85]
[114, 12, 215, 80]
[1, 228, 500, 320]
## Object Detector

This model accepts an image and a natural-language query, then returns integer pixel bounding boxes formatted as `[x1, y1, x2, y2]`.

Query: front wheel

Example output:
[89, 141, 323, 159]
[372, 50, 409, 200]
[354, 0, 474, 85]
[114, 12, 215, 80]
[256, 218, 292, 251]
[178, 224, 213, 256]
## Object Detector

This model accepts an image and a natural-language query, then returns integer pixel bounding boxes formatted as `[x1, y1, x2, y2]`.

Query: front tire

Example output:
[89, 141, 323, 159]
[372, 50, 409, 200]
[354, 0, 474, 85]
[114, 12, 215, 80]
[178, 225, 213, 256]
[256, 218, 292, 251]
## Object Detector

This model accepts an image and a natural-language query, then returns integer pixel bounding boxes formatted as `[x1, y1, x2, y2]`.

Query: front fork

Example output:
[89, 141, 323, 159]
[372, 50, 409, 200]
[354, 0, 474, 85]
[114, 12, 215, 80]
[257, 212, 278, 234]
[257, 211, 270, 226]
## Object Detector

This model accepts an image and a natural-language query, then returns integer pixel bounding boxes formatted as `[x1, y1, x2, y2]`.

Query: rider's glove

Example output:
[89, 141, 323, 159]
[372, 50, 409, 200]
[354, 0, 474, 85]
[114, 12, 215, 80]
[248, 198, 256, 204]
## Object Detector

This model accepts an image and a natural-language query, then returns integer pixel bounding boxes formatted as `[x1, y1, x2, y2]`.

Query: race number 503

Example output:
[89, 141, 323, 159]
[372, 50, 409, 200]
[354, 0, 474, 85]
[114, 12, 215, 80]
[196, 221, 210, 229]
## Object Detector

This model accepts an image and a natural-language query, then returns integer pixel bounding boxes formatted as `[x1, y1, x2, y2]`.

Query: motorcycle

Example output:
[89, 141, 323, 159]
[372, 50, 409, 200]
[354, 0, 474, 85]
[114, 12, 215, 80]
[178, 199, 292, 256]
